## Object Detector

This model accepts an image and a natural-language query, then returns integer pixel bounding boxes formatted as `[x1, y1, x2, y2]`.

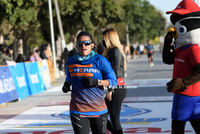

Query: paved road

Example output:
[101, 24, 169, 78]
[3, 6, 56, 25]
[125, 52, 174, 98]
[0, 52, 194, 134]
[125, 52, 173, 80]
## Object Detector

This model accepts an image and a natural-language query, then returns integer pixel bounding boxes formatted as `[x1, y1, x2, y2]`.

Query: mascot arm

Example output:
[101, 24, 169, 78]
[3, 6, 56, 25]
[162, 32, 174, 64]
[167, 64, 200, 92]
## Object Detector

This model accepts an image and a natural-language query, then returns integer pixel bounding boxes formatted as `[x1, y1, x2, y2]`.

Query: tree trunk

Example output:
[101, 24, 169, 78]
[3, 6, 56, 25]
[13, 39, 18, 60]
[93, 22, 100, 44]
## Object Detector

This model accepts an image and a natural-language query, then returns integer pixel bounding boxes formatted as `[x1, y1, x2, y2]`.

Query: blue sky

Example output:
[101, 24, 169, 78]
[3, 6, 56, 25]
[147, 0, 182, 24]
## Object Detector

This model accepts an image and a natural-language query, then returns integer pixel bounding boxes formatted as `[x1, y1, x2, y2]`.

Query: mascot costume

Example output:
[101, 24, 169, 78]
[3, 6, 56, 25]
[163, 0, 200, 133]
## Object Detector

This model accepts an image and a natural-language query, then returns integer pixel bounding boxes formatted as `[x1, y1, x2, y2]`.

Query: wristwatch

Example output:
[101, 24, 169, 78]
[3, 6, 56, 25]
[97, 80, 101, 86]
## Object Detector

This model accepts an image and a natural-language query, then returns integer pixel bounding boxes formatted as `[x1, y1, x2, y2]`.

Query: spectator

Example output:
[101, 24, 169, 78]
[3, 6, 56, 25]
[136, 45, 139, 58]
[69, 47, 78, 57]
[0, 44, 13, 66]
[130, 44, 135, 59]
[40, 43, 49, 60]
[59, 47, 69, 74]
[15, 54, 25, 63]
[6, 45, 14, 60]
[124, 45, 129, 62]
[27, 51, 35, 62]
[44, 44, 53, 60]
[34, 49, 43, 62]
[139, 44, 144, 57]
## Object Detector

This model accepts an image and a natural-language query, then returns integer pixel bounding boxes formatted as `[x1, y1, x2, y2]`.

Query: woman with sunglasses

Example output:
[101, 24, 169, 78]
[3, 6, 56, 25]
[62, 31, 117, 134]
[102, 28, 127, 134]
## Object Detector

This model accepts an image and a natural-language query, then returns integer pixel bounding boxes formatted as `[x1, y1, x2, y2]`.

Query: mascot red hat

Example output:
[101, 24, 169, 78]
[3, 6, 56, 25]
[162, 0, 200, 133]
[165, 0, 200, 45]
[166, 0, 200, 15]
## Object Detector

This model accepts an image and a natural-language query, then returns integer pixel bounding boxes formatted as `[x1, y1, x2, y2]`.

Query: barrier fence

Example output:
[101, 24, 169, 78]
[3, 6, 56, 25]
[0, 60, 52, 104]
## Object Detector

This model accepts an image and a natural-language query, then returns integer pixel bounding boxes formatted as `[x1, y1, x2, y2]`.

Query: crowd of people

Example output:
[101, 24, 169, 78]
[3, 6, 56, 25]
[0, 43, 53, 66]
[0, 44, 13, 66]
[127, 41, 155, 67]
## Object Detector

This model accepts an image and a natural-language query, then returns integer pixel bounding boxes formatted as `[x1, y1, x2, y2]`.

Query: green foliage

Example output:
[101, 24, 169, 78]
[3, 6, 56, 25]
[0, 0, 38, 26]
[0, 0, 167, 56]
[101, 0, 125, 25]
[0, 19, 14, 45]
[123, 0, 166, 43]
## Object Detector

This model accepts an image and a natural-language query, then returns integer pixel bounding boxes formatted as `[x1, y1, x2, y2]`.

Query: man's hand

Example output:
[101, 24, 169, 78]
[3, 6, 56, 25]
[81, 77, 98, 87]
[62, 81, 71, 93]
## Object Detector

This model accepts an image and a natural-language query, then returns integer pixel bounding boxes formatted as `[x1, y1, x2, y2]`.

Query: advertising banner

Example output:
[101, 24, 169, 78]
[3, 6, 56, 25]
[24, 62, 45, 95]
[9, 63, 30, 100]
[0, 66, 19, 104]
[38, 60, 51, 89]
[47, 60, 55, 82]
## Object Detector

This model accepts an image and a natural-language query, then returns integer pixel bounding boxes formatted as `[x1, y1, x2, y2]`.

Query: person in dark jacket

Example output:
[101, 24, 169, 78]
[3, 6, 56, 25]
[69, 47, 78, 57]
[102, 28, 127, 134]
[40, 43, 49, 60]
[0, 44, 13, 65]
[59, 47, 69, 74]
[15, 54, 25, 63]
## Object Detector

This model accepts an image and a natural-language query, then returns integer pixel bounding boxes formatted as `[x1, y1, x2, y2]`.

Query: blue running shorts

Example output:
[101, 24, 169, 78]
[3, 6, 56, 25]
[172, 94, 200, 121]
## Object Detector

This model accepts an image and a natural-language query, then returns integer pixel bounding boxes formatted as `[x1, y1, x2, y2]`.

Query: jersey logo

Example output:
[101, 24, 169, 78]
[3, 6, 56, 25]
[68, 64, 99, 77]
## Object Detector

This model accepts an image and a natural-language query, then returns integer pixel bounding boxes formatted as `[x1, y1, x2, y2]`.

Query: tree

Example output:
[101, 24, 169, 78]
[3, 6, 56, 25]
[0, 0, 39, 58]
[123, 0, 166, 43]
[96, 0, 125, 43]
[54, 0, 102, 44]
[0, 19, 14, 45]
[58, 0, 125, 44]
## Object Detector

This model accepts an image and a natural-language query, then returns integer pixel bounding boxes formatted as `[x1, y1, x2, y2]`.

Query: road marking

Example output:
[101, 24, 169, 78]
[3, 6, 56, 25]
[123, 96, 173, 102]
[0, 102, 194, 133]
[125, 79, 171, 88]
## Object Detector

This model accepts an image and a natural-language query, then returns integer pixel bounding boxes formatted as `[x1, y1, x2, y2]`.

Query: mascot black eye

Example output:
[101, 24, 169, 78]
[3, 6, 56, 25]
[178, 25, 187, 35]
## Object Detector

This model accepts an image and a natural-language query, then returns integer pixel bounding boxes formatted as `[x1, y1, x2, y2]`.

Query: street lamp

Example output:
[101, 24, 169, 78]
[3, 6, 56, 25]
[48, 0, 56, 70]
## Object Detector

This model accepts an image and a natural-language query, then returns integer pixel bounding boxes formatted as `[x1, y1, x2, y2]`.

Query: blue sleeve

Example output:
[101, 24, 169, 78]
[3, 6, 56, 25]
[65, 60, 72, 83]
[100, 57, 117, 88]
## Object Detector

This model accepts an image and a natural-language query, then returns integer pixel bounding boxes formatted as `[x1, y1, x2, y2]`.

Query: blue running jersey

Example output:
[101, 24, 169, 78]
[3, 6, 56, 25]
[65, 54, 117, 116]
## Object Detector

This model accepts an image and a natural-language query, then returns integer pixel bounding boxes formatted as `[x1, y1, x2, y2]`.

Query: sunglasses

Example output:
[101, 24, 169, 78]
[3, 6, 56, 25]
[77, 40, 93, 46]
